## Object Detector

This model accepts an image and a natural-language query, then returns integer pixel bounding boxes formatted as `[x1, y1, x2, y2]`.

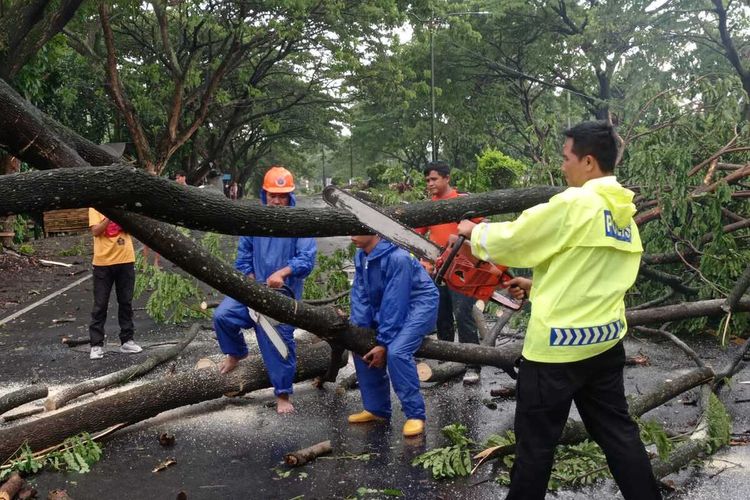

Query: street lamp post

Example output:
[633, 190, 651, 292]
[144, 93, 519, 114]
[429, 25, 436, 162]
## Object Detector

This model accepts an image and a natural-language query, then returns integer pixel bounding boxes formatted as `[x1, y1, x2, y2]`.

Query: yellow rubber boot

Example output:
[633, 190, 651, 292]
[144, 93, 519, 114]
[348, 410, 386, 424]
[402, 419, 425, 437]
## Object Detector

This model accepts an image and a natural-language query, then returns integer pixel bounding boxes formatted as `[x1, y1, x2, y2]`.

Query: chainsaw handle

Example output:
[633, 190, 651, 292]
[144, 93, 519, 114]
[434, 235, 465, 285]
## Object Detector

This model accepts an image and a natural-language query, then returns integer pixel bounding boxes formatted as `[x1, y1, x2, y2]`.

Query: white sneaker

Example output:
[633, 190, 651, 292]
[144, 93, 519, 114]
[90, 346, 104, 360]
[120, 340, 143, 354]
[463, 368, 480, 385]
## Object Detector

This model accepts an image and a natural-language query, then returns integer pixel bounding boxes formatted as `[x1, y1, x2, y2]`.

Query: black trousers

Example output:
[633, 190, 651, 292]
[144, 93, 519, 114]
[507, 342, 661, 500]
[436, 285, 479, 368]
[89, 263, 135, 347]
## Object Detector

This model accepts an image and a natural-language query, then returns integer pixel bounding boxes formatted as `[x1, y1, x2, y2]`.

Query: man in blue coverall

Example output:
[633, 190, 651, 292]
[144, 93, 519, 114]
[213, 166, 317, 414]
[347, 233, 439, 437]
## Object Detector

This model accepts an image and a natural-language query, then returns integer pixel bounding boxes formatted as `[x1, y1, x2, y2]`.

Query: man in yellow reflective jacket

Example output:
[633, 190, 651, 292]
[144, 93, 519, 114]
[458, 121, 660, 500]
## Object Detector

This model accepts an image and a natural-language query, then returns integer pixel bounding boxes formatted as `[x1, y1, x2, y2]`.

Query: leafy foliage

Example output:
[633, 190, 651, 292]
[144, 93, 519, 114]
[0, 433, 103, 481]
[303, 247, 355, 308]
[706, 392, 731, 453]
[411, 424, 473, 479]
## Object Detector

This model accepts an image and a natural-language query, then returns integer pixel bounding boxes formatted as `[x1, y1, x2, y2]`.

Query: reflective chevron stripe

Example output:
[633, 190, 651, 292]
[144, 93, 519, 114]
[549, 320, 623, 346]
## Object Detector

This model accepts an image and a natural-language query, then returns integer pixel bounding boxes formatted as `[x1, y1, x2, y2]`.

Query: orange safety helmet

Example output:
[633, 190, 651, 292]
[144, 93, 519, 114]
[262, 165, 295, 193]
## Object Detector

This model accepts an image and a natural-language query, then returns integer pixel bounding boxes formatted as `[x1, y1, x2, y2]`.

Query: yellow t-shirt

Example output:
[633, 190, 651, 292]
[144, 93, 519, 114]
[89, 208, 135, 266]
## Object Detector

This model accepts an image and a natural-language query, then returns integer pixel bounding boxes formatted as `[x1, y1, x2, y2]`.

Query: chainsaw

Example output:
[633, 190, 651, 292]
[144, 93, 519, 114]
[323, 186, 522, 311]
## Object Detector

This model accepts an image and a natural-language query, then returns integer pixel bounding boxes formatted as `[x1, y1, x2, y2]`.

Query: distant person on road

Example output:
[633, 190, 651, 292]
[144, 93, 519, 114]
[88, 209, 142, 360]
[414, 160, 483, 384]
[212, 166, 316, 414]
[347, 233, 438, 437]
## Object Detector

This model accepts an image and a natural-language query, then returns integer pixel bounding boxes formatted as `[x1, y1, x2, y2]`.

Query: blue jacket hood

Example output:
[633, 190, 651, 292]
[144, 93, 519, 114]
[260, 189, 297, 207]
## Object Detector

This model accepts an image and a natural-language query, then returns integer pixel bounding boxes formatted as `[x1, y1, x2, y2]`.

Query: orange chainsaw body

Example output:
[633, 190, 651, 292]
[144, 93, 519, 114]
[434, 236, 513, 303]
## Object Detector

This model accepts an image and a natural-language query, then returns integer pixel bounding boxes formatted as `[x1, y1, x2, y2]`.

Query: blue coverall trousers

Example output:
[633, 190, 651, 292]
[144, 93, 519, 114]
[213, 296, 296, 396]
[353, 329, 426, 420]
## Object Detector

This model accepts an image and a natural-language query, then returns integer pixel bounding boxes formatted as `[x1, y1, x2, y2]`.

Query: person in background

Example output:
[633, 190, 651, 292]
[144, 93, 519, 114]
[88, 209, 142, 360]
[415, 160, 482, 384]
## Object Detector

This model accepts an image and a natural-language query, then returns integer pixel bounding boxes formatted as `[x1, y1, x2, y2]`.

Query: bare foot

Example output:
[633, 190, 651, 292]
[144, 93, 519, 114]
[276, 394, 295, 414]
[219, 354, 245, 374]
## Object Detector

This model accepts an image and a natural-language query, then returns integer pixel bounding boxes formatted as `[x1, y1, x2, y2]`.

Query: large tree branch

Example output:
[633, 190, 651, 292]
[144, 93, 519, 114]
[0, 166, 562, 236]
[0, 0, 86, 80]
[99, 3, 155, 172]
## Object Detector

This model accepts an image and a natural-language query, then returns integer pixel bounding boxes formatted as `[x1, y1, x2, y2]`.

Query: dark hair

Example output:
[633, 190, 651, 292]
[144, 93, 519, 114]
[563, 121, 619, 173]
[423, 160, 450, 177]
[175, 170, 186, 177]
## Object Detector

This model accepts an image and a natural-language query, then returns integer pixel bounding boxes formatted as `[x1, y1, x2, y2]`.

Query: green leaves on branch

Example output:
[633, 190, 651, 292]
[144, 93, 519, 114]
[0, 433, 103, 481]
[411, 424, 473, 479]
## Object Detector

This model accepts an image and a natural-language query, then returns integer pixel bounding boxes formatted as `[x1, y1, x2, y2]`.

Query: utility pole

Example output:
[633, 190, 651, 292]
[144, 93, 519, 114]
[430, 21, 437, 162]
[322, 147, 326, 187]
[349, 136, 354, 182]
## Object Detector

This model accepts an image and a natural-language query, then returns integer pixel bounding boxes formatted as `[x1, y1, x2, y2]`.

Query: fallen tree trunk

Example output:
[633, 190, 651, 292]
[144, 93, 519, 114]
[417, 361, 466, 383]
[0, 385, 48, 415]
[284, 440, 332, 466]
[44, 323, 200, 411]
[0, 166, 562, 236]
[0, 342, 342, 462]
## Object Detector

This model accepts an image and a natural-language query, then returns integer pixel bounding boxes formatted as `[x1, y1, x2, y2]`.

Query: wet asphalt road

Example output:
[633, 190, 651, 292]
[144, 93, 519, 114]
[0, 195, 749, 499]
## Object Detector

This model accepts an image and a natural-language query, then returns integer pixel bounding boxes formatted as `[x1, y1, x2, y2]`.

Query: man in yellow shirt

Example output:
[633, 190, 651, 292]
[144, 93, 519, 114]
[88, 209, 142, 360]
[458, 121, 660, 499]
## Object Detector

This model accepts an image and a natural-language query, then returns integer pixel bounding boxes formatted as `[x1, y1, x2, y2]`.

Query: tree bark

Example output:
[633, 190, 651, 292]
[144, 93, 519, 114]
[0, 385, 48, 415]
[0, 342, 342, 462]
[283, 440, 332, 466]
[0, 0, 86, 81]
[44, 324, 200, 411]
[0, 166, 562, 236]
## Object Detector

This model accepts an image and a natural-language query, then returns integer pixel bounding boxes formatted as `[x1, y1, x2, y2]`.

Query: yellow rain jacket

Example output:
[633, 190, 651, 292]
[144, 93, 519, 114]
[470, 176, 643, 363]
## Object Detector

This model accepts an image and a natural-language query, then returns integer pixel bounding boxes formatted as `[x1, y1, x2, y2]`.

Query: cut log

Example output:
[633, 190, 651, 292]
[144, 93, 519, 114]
[0, 472, 25, 500]
[45, 324, 200, 411]
[61, 336, 90, 347]
[416, 361, 467, 383]
[490, 385, 516, 398]
[0, 385, 48, 415]
[0, 342, 342, 462]
[284, 440, 332, 466]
